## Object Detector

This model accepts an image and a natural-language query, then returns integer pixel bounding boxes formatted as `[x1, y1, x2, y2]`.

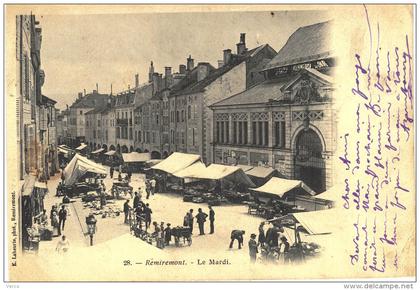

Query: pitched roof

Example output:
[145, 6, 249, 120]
[85, 105, 109, 115]
[172, 45, 267, 97]
[71, 92, 110, 108]
[264, 20, 333, 70]
[41, 95, 57, 105]
[211, 74, 297, 107]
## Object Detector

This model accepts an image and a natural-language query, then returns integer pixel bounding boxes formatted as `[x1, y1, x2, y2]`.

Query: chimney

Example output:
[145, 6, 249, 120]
[148, 61, 154, 83]
[152, 73, 163, 94]
[135, 74, 139, 88]
[83, 89, 86, 96]
[164, 67, 173, 88]
[78, 92, 83, 99]
[223, 49, 232, 65]
[236, 33, 247, 55]
[179, 64, 186, 75]
[110, 83, 113, 95]
[187, 55, 194, 71]
[197, 62, 210, 82]
[96, 83, 99, 93]
[217, 60, 224, 68]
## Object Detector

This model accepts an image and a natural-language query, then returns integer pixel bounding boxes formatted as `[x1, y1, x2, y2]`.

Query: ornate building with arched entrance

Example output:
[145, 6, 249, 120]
[210, 20, 336, 192]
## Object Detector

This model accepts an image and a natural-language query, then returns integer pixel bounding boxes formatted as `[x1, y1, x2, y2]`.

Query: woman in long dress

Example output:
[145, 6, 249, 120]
[56, 235, 70, 254]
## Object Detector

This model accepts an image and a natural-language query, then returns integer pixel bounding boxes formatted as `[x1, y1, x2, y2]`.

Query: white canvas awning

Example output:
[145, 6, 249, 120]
[104, 150, 116, 156]
[152, 152, 201, 174]
[173, 161, 207, 178]
[91, 148, 105, 154]
[270, 209, 337, 235]
[122, 152, 151, 163]
[246, 166, 276, 179]
[58, 147, 69, 154]
[236, 164, 254, 172]
[314, 185, 340, 202]
[63, 154, 107, 186]
[252, 177, 316, 198]
[76, 143, 87, 151]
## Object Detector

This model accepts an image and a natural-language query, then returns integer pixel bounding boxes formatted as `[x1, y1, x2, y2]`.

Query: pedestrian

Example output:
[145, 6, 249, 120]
[183, 212, 189, 227]
[150, 178, 156, 195]
[265, 224, 274, 246]
[258, 222, 266, 247]
[51, 212, 60, 237]
[195, 208, 208, 235]
[58, 205, 67, 235]
[208, 206, 215, 234]
[110, 166, 114, 179]
[127, 168, 132, 182]
[144, 203, 152, 229]
[118, 172, 122, 181]
[229, 230, 245, 249]
[61, 170, 65, 183]
[135, 205, 144, 228]
[280, 236, 290, 264]
[187, 209, 194, 234]
[35, 209, 48, 226]
[145, 180, 151, 199]
[133, 192, 140, 209]
[164, 223, 172, 246]
[248, 233, 258, 263]
[56, 235, 70, 254]
[50, 205, 58, 224]
[160, 222, 165, 239]
[123, 200, 131, 224]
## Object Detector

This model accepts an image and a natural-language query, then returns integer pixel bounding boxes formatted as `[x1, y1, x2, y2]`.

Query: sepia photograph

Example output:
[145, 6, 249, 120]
[3, 3, 416, 284]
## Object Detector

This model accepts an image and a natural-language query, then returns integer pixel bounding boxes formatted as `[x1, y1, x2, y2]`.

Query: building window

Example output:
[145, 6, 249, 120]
[156, 115, 159, 125]
[192, 128, 195, 146]
[181, 110, 185, 122]
[181, 132, 185, 145]
[274, 121, 286, 148]
[80, 111, 83, 115]
[188, 106, 191, 119]
[252, 122, 257, 145]
[225, 121, 229, 144]
[233, 121, 237, 144]
[176, 111, 179, 123]
[264, 121, 269, 146]
[129, 128, 133, 140]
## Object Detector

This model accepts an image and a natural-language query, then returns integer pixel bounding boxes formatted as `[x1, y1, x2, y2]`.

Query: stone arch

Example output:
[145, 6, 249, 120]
[129, 146, 134, 153]
[109, 145, 116, 151]
[121, 145, 129, 153]
[135, 148, 142, 153]
[291, 124, 326, 153]
[102, 144, 108, 151]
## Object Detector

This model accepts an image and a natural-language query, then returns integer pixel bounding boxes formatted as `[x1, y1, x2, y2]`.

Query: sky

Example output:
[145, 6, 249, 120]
[38, 9, 330, 110]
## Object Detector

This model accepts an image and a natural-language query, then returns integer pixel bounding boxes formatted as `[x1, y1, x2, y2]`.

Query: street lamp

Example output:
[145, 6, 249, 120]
[85, 214, 97, 246]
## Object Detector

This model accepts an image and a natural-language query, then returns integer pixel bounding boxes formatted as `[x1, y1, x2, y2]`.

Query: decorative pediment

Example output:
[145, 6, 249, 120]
[281, 68, 333, 104]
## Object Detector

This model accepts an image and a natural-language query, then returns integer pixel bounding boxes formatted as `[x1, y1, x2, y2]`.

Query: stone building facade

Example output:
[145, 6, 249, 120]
[211, 21, 336, 193]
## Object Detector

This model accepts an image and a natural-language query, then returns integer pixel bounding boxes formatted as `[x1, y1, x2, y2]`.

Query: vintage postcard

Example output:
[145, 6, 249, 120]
[3, 4, 415, 282]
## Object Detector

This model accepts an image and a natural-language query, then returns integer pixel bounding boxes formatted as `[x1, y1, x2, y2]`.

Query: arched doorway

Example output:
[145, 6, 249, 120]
[102, 144, 108, 151]
[151, 151, 161, 159]
[135, 148, 142, 153]
[294, 128, 325, 193]
[109, 145, 115, 151]
[129, 146, 134, 153]
[121, 145, 129, 153]
[144, 149, 149, 153]
[97, 144, 102, 149]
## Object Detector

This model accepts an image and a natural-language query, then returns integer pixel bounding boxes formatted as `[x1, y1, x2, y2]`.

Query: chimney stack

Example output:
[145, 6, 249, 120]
[236, 33, 247, 55]
[187, 55, 194, 71]
[152, 73, 163, 94]
[78, 92, 83, 99]
[96, 83, 99, 93]
[197, 63, 210, 82]
[164, 67, 173, 88]
[179, 64, 186, 75]
[223, 49, 232, 65]
[83, 89, 86, 96]
[148, 61, 154, 83]
[110, 83, 113, 95]
[217, 60, 224, 68]
[135, 74, 139, 88]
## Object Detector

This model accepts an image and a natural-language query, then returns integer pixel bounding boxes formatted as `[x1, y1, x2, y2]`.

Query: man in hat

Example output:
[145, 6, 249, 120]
[229, 230, 245, 249]
[123, 199, 131, 224]
[164, 223, 172, 246]
[133, 192, 140, 209]
[187, 209, 194, 234]
[144, 203, 153, 229]
[208, 205, 215, 234]
[195, 208, 208, 236]
[248, 233, 258, 263]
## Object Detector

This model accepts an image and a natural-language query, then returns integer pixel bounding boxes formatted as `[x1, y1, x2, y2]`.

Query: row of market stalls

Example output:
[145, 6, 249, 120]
[149, 152, 335, 211]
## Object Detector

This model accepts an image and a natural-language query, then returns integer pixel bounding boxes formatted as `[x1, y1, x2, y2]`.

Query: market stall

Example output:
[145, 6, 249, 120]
[122, 152, 151, 173]
[103, 150, 120, 167]
[178, 163, 255, 205]
[245, 166, 278, 187]
[75, 143, 88, 156]
[58, 145, 75, 167]
[267, 209, 336, 264]
[151, 152, 202, 193]
[249, 177, 316, 218]
[90, 148, 105, 163]
[294, 185, 339, 211]
[62, 154, 107, 197]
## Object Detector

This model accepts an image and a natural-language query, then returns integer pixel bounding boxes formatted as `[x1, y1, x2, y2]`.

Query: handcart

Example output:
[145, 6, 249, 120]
[171, 227, 192, 247]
